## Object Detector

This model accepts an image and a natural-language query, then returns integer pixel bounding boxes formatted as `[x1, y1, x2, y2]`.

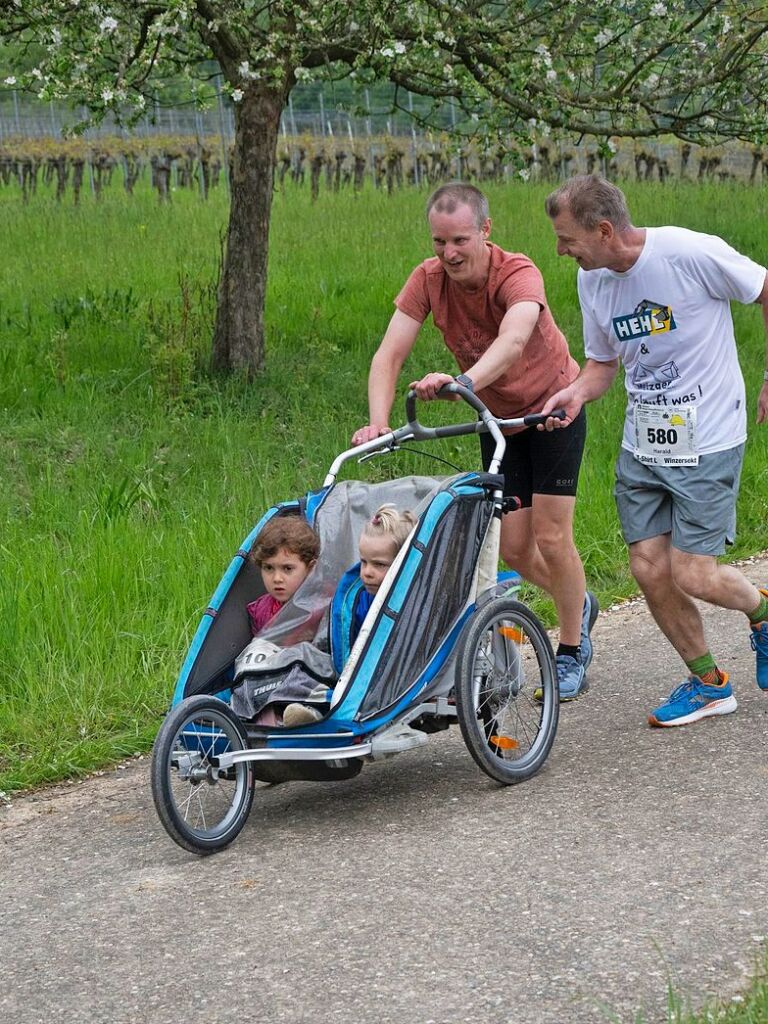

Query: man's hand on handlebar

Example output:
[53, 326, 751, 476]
[537, 386, 582, 430]
[352, 424, 390, 446]
[409, 372, 461, 401]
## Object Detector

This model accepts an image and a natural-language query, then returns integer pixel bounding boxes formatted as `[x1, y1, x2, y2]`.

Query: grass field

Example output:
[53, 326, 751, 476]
[3, 177, 768, 1024]
[1, 178, 768, 796]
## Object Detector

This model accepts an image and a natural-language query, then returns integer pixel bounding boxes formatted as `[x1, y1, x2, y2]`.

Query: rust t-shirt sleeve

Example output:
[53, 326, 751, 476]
[394, 264, 431, 323]
[496, 258, 547, 311]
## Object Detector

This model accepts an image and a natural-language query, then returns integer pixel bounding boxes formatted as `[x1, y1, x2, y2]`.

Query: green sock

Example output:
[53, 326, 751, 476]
[748, 592, 768, 624]
[686, 653, 717, 681]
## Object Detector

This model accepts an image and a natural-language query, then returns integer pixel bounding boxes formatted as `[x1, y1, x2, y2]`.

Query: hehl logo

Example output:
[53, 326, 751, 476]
[612, 298, 677, 342]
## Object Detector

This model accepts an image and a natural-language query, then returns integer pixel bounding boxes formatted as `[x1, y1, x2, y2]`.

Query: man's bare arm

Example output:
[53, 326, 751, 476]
[756, 273, 768, 425]
[353, 309, 422, 444]
[539, 359, 620, 429]
[410, 300, 540, 400]
[465, 300, 540, 390]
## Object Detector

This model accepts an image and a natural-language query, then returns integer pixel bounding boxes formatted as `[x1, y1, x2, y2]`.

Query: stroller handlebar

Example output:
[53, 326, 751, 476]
[404, 383, 565, 439]
[323, 384, 565, 485]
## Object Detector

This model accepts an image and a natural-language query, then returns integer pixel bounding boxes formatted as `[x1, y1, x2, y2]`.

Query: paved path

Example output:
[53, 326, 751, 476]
[2, 557, 768, 1024]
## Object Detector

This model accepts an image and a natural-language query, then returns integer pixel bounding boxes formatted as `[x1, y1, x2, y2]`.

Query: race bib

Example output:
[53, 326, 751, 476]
[633, 404, 698, 466]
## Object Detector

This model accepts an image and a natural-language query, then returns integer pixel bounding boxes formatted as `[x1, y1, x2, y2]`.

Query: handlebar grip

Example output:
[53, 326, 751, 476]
[405, 381, 491, 424]
[522, 409, 566, 427]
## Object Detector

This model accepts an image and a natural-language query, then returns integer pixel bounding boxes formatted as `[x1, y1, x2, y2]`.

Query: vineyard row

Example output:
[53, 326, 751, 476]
[2, 134, 767, 203]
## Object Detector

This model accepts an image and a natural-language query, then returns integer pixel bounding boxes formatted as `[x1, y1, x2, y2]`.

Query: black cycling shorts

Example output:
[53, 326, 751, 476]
[479, 407, 587, 509]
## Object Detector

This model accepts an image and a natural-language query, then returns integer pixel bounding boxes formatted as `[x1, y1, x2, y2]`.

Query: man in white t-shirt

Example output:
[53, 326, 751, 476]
[541, 174, 768, 728]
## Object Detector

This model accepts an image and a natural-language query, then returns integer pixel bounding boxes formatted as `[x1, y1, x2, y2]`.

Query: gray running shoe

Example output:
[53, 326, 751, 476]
[556, 654, 589, 701]
[580, 591, 599, 670]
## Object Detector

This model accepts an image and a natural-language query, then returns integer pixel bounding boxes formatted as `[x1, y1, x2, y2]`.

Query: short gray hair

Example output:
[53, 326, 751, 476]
[426, 182, 489, 229]
[545, 175, 632, 231]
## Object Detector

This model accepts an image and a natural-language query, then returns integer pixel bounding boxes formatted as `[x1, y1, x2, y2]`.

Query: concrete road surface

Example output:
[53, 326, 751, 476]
[2, 557, 768, 1024]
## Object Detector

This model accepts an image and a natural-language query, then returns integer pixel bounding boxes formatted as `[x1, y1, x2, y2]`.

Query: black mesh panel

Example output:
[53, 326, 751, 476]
[358, 490, 493, 718]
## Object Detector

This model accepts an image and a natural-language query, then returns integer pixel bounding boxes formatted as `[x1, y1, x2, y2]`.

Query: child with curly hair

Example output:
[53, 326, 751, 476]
[246, 516, 320, 635]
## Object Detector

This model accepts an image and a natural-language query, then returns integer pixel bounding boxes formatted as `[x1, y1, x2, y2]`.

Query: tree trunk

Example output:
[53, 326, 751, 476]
[212, 84, 285, 375]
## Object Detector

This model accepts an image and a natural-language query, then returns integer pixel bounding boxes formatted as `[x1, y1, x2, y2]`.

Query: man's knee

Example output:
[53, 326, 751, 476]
[499, 533, 528, 569]
[629, 541, 672, 591]
[534, 521, 575, 564]
[670, 552, 717, 600]
[528, 497, 574, 553]
[499, 510, 533, 565]
[536, 532, 569, 564]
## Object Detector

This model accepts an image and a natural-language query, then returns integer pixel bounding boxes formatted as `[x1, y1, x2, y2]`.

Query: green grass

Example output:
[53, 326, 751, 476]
[2, 174, 768, 1024]
[608, 954, 768, 1023]
[1, 178, 768, 794]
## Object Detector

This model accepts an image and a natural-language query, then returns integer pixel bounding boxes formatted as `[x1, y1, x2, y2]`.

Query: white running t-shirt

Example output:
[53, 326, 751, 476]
[578, 226, 766, 456]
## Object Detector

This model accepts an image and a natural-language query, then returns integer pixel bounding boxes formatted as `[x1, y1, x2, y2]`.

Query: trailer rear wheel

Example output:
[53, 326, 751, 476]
[456, 598, 558, 784]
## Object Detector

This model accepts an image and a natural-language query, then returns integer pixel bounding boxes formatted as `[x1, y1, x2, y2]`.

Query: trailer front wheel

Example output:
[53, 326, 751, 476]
[151, 696, 255, 855]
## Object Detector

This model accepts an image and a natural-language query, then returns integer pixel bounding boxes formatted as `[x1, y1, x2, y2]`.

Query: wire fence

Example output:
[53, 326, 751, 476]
[2, 91, 767, 205]
[0, 89, 438, 143]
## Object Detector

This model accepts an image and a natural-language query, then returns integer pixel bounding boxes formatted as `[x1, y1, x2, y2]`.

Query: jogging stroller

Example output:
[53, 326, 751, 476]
[151, 384, 560, 855]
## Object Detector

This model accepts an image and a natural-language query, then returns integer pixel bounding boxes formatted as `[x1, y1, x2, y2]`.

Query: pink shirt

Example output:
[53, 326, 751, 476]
[246, 593, 283, 637]
[395, 243, 578, 419]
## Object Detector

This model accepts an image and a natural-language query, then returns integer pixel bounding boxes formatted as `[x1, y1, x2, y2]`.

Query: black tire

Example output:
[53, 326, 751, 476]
[151, 695, 255, 855]
[456, 597, 558, 785]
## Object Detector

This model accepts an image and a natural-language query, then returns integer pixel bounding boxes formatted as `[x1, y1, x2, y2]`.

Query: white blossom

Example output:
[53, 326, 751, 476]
[101, 87, 113, 102]
[294, 67, 312, 82]
[4, 76, 17, 86]
[380, 41, 406, 58]
[650, 2, 667, 15]
[100, 15, 118, 34]
[231, 88, 244, 102]
[595, 29, 612, 47]
[546, 69, 557, 82]
[518, 167, 531, 181]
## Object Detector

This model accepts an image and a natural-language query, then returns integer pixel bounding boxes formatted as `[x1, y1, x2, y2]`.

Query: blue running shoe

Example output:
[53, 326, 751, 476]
[556, 654, 588, 701]
[750, 589, 768, 690]
[580, 591, 599, 670]
[648, 673, 736, 728]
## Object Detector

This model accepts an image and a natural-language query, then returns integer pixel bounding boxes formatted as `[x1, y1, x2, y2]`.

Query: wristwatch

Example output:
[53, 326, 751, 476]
[454, 373, 475, 392]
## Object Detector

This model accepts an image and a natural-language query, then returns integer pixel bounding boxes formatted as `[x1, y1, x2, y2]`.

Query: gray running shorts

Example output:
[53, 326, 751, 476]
[613, 444, 745, 556]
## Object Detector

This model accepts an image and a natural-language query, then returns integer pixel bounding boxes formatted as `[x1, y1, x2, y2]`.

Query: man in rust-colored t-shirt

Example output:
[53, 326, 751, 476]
[353, 182, 597, 699]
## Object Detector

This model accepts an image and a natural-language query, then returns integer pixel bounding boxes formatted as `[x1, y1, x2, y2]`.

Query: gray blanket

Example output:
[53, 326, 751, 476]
[230, 638, 337, 720]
